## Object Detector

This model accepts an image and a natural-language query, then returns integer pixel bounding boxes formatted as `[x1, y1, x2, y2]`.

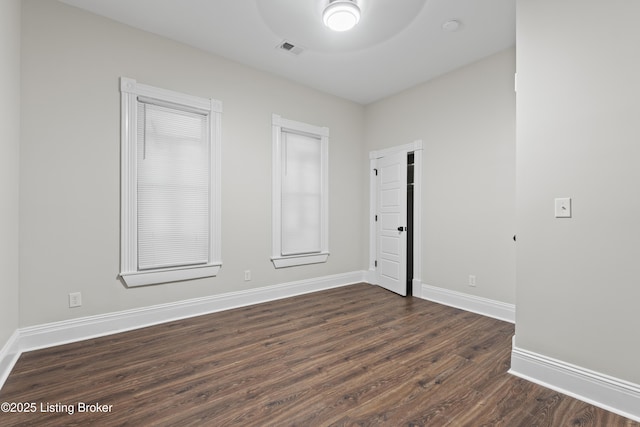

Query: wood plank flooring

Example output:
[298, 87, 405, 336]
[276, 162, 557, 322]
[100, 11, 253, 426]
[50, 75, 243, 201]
[1, 283, 637, 426]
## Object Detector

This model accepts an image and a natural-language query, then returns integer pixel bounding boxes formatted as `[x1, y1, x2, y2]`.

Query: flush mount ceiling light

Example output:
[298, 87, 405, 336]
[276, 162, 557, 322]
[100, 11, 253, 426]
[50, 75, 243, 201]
[323, 0, 361, 32]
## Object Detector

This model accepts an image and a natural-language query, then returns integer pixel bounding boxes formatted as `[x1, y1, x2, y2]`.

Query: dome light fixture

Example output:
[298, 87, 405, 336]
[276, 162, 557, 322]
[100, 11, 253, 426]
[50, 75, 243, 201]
[323, 0, 361, 32]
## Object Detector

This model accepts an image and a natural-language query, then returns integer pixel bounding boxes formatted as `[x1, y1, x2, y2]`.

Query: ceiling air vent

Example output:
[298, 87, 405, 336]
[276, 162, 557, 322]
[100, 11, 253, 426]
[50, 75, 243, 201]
[277, 40, 304, 56]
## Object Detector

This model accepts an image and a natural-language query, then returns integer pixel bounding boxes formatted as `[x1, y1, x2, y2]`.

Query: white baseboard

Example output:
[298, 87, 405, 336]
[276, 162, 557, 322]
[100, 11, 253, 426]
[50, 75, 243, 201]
[0, 330, 20, 390]
[510, 339, 640, 423]
[5, 274, 638, 424]
[419, 283, 515, 323]
[0, 271, 366, 390]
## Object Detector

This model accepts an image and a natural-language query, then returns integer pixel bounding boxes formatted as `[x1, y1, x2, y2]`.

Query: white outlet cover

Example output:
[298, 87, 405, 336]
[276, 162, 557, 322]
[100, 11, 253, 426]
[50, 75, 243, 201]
[69, 292, 82, 307]
[555, 197, 572, 218]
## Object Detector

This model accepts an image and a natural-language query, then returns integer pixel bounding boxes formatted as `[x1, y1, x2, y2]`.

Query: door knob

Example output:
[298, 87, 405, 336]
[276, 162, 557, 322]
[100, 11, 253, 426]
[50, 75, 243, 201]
[397, 226, 406, 232]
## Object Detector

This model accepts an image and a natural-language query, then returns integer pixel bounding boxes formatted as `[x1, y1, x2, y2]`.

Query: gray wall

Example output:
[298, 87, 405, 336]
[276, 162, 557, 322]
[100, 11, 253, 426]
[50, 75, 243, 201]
[15, 0, 518, 330]
[365, 49, 517, 304]
[516, 0, 640, 384]
[7, 0, 640, 401]
[19, 0, 365, 327]
[0, 0, 21, 347]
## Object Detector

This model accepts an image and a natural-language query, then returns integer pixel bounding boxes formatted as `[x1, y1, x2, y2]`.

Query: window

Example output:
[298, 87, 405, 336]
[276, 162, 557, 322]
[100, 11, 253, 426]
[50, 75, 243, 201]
[120, 77, 222, 286]
[271, 114, 329, 268]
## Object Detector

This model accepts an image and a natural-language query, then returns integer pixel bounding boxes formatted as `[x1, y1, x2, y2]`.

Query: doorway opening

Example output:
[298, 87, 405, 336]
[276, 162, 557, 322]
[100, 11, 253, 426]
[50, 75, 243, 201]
[407, 152, 414, 296]
[369, 141, 422, 297]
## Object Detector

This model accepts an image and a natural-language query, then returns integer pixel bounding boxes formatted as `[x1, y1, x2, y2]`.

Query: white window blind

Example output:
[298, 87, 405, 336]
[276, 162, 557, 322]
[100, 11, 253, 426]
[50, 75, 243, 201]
[136, 102, 210, 270]
[281, 131, 322, 255]
[120, 77, 222, 287]
[271, 114, 329, 268]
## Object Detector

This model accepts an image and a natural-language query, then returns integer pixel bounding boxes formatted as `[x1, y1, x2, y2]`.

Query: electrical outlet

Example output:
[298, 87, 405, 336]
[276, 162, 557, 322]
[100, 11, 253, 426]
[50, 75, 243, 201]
[244, 270, 251, 281]
[468, 275, 476, 287]
[555, 197, 572, 218]
[69, 292, 82, 308]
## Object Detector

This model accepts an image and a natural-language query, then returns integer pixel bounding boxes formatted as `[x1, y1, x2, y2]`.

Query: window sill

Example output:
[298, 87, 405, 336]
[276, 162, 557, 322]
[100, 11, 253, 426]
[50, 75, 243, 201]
[120, 263, 221, 287]
[271, 253, 329, 269]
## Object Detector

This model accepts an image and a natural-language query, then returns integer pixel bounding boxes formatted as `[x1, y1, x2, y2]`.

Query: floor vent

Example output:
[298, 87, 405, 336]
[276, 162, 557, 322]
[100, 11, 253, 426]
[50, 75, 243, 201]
[277, 40, 304, 56]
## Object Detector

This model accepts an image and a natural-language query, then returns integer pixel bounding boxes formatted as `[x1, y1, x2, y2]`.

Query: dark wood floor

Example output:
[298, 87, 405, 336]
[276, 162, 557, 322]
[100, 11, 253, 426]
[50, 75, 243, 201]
[0, 284, 637, 426]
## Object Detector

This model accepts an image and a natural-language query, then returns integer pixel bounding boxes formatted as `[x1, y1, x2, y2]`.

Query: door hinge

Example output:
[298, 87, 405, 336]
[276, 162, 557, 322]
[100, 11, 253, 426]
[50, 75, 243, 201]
[374, 260, 377, 267]
[375, 214, 378, 222]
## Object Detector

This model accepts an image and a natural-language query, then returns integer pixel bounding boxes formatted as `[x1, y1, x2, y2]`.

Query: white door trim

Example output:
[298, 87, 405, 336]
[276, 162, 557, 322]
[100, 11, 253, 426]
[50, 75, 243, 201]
[369, 140, 423, 295]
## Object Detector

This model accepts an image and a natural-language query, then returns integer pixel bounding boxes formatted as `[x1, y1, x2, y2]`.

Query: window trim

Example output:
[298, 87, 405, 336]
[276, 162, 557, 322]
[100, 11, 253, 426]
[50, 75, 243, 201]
[271, 114, 329, 268]
[120, 77, 222, 287]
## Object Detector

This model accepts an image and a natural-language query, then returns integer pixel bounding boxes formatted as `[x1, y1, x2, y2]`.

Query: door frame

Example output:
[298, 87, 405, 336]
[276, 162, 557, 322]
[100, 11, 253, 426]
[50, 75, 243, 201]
[369, 140, 423, 296]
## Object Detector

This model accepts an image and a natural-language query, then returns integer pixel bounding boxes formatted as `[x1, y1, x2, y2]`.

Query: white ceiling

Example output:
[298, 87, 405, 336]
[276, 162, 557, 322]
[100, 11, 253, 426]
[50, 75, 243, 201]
[58, 0, 516, 105]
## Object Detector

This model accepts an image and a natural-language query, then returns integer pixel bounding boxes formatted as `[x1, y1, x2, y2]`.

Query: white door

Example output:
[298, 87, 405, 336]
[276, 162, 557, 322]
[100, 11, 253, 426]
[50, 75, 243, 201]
[376, 151, 407, 296]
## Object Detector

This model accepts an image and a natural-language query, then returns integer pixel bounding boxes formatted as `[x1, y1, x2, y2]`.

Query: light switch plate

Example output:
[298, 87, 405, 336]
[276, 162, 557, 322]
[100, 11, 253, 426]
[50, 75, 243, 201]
[555, 198, 572, 218]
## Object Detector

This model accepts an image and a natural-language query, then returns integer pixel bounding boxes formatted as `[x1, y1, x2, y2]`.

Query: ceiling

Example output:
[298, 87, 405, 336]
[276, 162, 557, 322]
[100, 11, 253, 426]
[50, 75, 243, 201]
[58, 0, 516, 105]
